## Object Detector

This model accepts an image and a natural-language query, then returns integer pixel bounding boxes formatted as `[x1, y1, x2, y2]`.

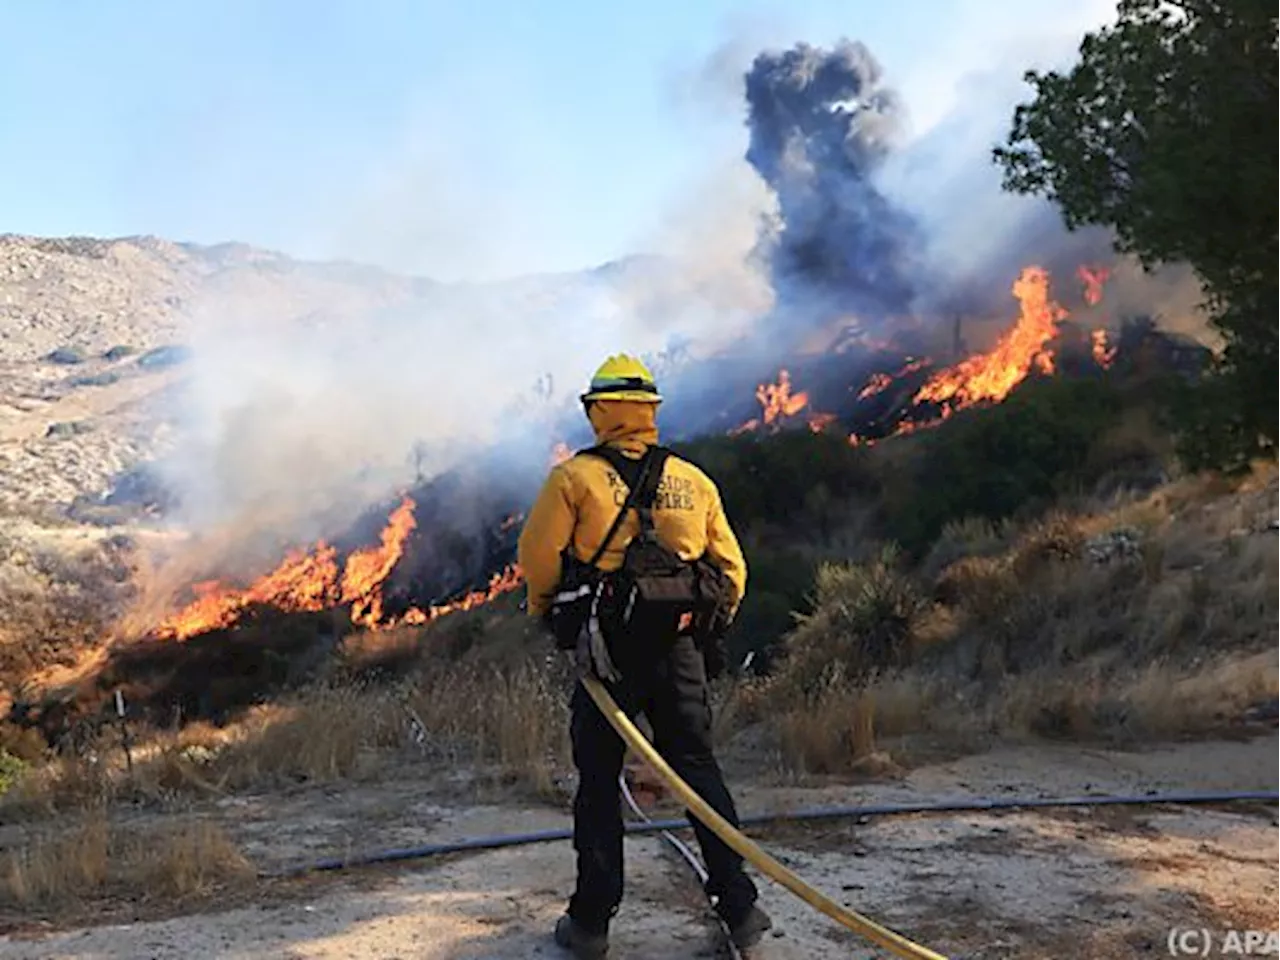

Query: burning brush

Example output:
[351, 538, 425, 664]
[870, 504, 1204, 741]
[152, 496, 524, 641]
[148, 262, 1119, 644]
[729, 263, 1121, 448]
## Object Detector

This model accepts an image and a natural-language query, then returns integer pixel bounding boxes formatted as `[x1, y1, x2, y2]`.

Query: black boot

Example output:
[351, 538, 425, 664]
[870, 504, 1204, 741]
[554, 913, 609, 958]
[728, 904, 773, 955]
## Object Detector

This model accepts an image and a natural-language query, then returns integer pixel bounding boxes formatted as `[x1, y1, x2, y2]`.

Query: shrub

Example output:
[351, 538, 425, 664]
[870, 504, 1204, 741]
[720, 544, 819, 673]
[673, 429, 876, 533]
[136, 345, 191, 369]
[69, 372, 120, 388]
[0, 750, 27, 796]
[46, 346, 87, 365]
[775, 545, 924, 696]
[883, 375, 1125, 553]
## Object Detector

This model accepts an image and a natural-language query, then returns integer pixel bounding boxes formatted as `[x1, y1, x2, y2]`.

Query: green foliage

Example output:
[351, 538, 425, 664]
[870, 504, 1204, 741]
[993, 0, 1278, 467]
[0, 750, 27, 796]
[884, 376, 1125, 552]
[670, 430, 878, 669]
[777, 545, 924, 695]
[720, 545, 817, 672]
[1169, 333, 1273, 475]
[673, 429, 875, 532]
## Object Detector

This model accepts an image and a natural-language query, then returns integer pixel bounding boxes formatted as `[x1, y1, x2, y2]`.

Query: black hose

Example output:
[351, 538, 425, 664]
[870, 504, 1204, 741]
[619, 774, 744, 960]
[267, 788, 1277, 878]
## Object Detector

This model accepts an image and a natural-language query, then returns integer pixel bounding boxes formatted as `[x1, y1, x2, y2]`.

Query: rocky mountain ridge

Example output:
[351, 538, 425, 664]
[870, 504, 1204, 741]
[0, 234, 635, 512]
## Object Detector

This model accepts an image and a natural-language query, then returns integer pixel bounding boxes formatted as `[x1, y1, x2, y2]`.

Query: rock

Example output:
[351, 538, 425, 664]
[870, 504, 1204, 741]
[45, 420, 95, 438]
[1085, 527, 1142, 565]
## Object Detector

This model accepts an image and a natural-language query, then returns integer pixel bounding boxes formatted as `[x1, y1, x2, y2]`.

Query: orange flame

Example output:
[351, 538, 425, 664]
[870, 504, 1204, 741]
[1077, 265, 1110, 306]
[757, 369, 809, 425]
[399, 564, 525, 625]
[341, 496, 416, 628]
[910, 266, 1065, 413]
[733, 369, 811, 434]
[856, 358, 929, 401]
[1091, 329, 1117, 369]
[807, 412, 838, 433]
[154, 544, 340, 640]
[154, 494, 526, 640]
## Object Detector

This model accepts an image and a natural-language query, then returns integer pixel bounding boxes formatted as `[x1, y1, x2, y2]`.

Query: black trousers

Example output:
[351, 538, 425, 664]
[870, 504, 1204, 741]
[567, 635, 758, 933]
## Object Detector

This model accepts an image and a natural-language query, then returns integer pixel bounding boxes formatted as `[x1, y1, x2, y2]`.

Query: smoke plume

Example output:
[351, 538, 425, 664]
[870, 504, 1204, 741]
[743, 41, 923, 341]
[133, 23, 1214, 608]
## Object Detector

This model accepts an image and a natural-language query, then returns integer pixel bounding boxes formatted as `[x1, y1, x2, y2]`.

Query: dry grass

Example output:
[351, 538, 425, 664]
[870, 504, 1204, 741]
[4, 651, 572, 818]
[0, 810, 252, 908]
[728, 463, 1278, 774]
[990, 650, 1280, 740]
[2, 682, 410, 817]
[5, 466, 1271, 800]
[0, 520, 133, 693]
[774, 683, 892, 777]
[404, 658, 570, 799]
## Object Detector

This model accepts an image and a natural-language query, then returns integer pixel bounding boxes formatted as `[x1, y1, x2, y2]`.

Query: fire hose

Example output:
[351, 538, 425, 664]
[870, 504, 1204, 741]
[273, 686, 1278, 958]
[581, 674, 951, 960]
[273, 785, 1276, 877]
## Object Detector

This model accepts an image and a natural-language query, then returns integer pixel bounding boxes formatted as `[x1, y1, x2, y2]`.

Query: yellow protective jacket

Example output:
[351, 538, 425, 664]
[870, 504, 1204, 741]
[518, 400, 747, 619]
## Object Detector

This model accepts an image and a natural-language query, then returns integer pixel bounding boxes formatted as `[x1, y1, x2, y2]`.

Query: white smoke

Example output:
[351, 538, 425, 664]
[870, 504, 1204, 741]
[152, 166, 778, 551]
[146, 0, 1211, 567]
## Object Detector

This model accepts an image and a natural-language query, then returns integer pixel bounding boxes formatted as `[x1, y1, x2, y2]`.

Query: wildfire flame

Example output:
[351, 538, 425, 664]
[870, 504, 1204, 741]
[154, 545, 340, 640]
[807, 412, 838, 433]
[733, 369, 812, 434]
[856, 358, 929, 401]
[341, 496, 416, 628]
[1077, 265, 1110, 307]
[911, 266, 1065, 413]
[399, 564, 525, 625]
[152, 495, 521, 641]
[758, 369, 809, 425]
[1091, 329, 1117, 369]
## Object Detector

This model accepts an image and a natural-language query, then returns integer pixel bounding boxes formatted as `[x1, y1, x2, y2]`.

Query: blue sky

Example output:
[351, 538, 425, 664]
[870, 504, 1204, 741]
[0, 0, 1115, 281]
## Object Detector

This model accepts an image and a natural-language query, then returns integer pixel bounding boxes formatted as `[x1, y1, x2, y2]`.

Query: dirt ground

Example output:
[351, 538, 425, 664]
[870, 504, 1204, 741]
[1, 733, 1276, 960]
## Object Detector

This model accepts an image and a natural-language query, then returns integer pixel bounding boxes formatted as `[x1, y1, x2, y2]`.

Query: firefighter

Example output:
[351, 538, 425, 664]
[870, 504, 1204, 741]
[518, 354, 773, 958]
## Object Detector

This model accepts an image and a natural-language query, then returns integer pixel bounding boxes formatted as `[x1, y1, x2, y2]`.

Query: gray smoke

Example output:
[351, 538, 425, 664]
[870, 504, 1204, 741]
[744, 41, 923, 339]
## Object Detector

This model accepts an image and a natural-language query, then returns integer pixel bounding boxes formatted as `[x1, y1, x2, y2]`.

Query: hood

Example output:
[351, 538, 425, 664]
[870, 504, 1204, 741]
[586, 400, 660, 454]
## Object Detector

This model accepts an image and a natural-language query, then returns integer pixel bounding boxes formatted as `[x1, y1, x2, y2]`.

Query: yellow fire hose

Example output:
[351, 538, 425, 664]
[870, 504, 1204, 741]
[581, 675, 951, 960]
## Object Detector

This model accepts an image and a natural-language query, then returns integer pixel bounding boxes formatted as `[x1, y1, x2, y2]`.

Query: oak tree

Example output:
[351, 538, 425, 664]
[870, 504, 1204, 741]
[993, 0, 1277, 470]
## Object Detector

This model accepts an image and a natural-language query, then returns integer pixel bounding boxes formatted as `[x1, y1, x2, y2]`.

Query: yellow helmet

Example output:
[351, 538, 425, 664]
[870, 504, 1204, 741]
[580, 354, 662, 404]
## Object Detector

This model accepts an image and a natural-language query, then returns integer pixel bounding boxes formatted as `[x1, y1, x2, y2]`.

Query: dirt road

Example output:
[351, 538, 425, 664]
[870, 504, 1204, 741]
[2, 734, 1275, 959]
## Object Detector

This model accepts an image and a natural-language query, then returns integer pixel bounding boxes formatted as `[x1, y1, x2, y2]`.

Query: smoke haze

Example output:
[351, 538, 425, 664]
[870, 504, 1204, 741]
[140, 15, 1209, 589]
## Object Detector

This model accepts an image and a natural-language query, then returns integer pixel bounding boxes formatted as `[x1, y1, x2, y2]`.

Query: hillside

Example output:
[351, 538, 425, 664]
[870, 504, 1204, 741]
[0, 233, 1274, 960]
[0, 234, 679, 515]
